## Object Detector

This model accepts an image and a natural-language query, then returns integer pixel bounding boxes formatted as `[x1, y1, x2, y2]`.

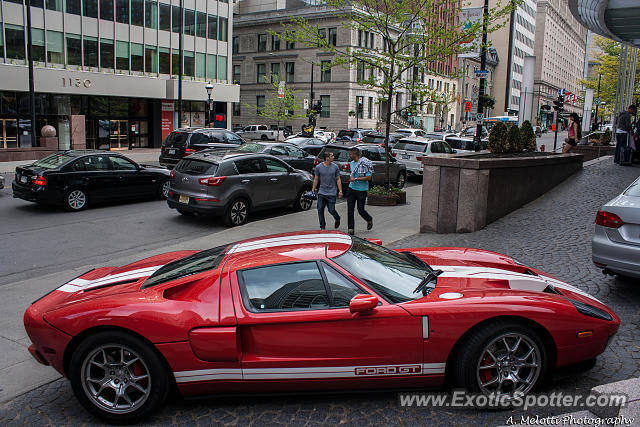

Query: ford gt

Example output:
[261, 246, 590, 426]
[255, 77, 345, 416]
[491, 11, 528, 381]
[24, 231, 620, 423]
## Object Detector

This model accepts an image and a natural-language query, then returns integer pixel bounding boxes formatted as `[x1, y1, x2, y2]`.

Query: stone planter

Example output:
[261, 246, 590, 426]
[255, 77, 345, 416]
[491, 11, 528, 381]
[394, 190, 407, 204]
[367, 193, 397, 206]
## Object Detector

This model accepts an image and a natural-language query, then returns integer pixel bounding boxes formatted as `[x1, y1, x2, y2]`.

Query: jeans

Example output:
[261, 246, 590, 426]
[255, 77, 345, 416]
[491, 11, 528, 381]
[615, 132, 629, 163]
[317, 193, 340, 229]
[347, 188, 372, 230]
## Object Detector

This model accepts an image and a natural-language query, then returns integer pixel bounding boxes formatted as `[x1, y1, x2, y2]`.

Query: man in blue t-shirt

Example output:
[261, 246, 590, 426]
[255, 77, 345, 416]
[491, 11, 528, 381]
[347, 147, 373, 235]
[311, 151, 342, 230]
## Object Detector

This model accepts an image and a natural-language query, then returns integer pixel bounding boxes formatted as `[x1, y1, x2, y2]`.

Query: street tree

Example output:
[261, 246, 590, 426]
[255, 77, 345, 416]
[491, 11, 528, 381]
[277, 0, 515, 188]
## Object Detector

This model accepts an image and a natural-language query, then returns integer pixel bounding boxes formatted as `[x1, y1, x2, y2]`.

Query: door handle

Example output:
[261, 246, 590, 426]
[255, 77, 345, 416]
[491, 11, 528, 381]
[241, 179, 250, 183]
[270, 178, 279, 182]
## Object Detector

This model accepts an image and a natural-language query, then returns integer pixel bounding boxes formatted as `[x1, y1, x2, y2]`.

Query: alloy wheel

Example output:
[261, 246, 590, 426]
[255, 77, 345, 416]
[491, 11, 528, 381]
[68, 190, 87, 210]
[161, 181, 170, 199]
[397, 173, 406, 189]
[81, 344, 151, 414]
[299, 193, 312, 210]
[476, 332, 542, 396]
[230, 200, 248, 225]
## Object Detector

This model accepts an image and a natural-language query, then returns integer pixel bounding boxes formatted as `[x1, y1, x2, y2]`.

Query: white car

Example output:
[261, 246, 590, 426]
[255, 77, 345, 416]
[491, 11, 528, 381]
[392, 137, 456, 176]
[287, 130, 331, 143]
[238, 125, 283, 141]
[395, 128, 427, 138]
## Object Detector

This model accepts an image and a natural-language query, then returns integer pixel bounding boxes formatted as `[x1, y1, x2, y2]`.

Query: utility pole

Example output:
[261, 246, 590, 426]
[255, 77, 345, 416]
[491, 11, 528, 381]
[474, 0, 489, 151]
[178, 0, 184, 129]
[594, 73, 601, 130]
[25, 0, 37, 146]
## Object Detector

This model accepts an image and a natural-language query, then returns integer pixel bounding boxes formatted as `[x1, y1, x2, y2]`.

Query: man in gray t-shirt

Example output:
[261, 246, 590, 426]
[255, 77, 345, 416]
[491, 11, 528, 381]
[311, 151, 343, 230]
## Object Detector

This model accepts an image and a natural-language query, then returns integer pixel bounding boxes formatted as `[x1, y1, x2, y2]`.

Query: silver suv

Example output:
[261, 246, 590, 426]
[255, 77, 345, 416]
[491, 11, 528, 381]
[167, 151, 313, 226]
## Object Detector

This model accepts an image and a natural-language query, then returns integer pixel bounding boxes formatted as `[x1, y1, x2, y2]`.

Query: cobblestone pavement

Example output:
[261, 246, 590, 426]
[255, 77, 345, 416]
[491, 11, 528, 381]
[1, 159, 639, 426]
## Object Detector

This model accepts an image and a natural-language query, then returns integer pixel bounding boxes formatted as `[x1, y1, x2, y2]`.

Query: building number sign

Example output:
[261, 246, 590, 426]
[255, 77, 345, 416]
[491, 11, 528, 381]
[62, 77, 92, 88]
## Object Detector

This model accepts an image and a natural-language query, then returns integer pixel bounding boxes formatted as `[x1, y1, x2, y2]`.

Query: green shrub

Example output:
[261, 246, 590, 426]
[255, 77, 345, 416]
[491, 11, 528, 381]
[519, 120, 537, 151]
[488, 121, 508, 153]
[505, 124, 522, 152]
[369, 185, 403, 196]
[601, 129, 612, 145]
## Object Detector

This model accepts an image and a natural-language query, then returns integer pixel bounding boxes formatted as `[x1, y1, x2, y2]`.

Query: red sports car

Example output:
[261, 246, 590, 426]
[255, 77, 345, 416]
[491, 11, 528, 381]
[24, 231, 619, 423]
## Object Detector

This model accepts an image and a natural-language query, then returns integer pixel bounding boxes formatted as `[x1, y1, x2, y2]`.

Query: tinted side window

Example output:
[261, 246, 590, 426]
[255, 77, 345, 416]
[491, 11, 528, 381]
[430, 142, 442, 153]
[362, 149, 381, 161]
[83, 155, 112, 171]
[322, 263, 363, 307]
[239, 262, 329, 311]
[110, 156, 138, 171]
[264, 158, 289, 172]
[225, 132, 243, 144]
[72, 160, 86, 172]
[285, 146, 304, 158]
[442, 142, 454, 154]
[189, 133, 209, 145]
[269, 146, 287, 156]
[311, 138, 324, 145]
[209, 133, 225, 143]
[234, 158, 264, 174]
[258, 125, 268, 130]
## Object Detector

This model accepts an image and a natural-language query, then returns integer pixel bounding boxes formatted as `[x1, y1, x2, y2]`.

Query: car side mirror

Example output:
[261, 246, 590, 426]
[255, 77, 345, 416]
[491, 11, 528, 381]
[349, 294, 379, 314]
[452, 149, 457, 153]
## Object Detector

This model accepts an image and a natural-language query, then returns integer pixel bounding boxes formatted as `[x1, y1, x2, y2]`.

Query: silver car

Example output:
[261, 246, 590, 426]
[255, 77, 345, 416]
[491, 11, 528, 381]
[592, 175, 640, 278]
[167, 151, 313, 226]
[392, 138, 456, 176]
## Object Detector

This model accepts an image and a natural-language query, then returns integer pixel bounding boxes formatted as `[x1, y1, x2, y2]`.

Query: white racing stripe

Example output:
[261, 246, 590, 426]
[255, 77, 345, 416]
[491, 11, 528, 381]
[57, 265, 163, 293]
[174, 363, 445, 383]
[228, 233, 352, 254]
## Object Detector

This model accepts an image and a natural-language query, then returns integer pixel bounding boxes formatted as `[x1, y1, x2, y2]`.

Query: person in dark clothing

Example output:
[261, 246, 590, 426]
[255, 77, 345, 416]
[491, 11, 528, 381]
[346, 147, 373, 235]
[615, 105, 637, 164]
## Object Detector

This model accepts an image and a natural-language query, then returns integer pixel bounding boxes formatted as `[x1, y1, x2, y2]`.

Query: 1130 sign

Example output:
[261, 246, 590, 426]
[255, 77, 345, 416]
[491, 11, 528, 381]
[62, 77, 92, 88]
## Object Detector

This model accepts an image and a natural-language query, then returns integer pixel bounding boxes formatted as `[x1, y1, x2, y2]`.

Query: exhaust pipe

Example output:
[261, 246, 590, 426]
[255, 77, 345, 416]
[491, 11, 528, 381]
[602, 268, 615, 276]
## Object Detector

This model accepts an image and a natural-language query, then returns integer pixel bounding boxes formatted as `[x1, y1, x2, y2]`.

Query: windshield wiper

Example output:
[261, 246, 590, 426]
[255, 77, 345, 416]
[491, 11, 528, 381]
[401, 251, 433, 271]
[413, 269, 443, 296]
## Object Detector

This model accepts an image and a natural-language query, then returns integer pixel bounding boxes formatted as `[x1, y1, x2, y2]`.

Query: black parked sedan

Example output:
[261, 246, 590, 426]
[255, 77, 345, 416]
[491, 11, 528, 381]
[233, 142, 316, 172]
[13, 151, 171, 211]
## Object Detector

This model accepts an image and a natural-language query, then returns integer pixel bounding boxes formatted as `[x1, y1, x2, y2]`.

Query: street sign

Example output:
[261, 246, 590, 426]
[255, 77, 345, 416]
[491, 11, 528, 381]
[474, 70, 489, 78]
[471, 86, 479, 100]
[476, 113, 484, 121]
[558, 88, 566, 96]
[594, 98, 600, 104]
[303, 98, 309, 110]
[278, 81, 285, 98]
[464, 101, 472, 113]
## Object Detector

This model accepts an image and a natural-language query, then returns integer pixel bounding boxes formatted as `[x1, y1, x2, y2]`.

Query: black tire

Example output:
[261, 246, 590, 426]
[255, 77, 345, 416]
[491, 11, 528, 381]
[176, 208, 193, 216]
[395, 172, 406, 189]
[260, 134, 268, 141]
[223, 198, 249, 226]
[294, 187, 313, 211]
[157, 180, 170, 200]
[451, 321, 548, 399]
[68, 331, 171, 424]
[63, 188, 89, 212]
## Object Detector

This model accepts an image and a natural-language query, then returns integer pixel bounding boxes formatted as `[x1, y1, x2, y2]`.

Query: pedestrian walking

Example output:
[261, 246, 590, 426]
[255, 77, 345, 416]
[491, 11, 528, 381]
[346, 147, 373, 235]
[615, 105, 637, 164]
[563, 113, 581, 153]
[311, 151, 342, 230]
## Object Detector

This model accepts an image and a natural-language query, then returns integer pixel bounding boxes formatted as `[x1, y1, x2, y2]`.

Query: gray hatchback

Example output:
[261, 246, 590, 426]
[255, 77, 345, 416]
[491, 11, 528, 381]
[167, 151, 313, 226]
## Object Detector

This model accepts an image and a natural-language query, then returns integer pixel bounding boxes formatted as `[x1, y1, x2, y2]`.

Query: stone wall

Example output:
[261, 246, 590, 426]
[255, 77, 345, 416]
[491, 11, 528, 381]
[420, 153, 584, 233]
[572, 145, 615, 162]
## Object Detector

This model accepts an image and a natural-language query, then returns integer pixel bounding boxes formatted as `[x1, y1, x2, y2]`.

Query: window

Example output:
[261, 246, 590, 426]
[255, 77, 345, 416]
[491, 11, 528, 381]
[145, 45, 157, 73]
[84, 36, 98, 67]
[184, 9, 195, 36]
[184, 50, 194, 76]
[62, 31, 82, 65]
[272, 34, 280, 51]
[131, 0, 143, 26]
[115, 0, 128, 23]
[116, 41, 129, 70]
[356, 61, 364, 81]
[66, 0, 81, 14]
[356, 96, 364, 119]
[225, 132, 243, 145]
[5, 25, 25, 60]
[31, 29, 45, 62]
[100, 0, 113, 20]
[320, 95, 330, 118]
[196, 11, 207, 38]
[159, 3, 170, 31]
[218, 17, 227, 41]
[82, 155, 112, 171]
[286, 39, 295, 50]
[207, 15, 218, 40]
[159, 47, 170, 74]
[239, 262, 329, 311]
[234, 157, 263, 174]
[264, 158, 288, 173]
[100, 39, 114, 68]
[258, 34, 267, 52]
[320, 61, 331, 82]
[256, 95, 265, 114]
[368, 97, 373, 119]
[131, 43, 143, 71]
[46, 0, 63, 11]
[110, 156, 137, 170]
[206, 54, 216, 79]
[232, 102, 240, 116]
[145, 0, 158, 29]
[83, 0, 97, 17]
[143, 245, 227, 288]
[171, 5, 180, 33]
[256, 63, 266, 83]
[232, 65, 240, 84]
[217, 56, 227, 81]
[232, 36, 239, 54]
[321, 27, 335, 47]
[171, 49, 179, 75]
[196, 52, 205, 78]
[270, 63, 280, 83]
[322, 263, 361, 307]
[285, 62, 294, 83]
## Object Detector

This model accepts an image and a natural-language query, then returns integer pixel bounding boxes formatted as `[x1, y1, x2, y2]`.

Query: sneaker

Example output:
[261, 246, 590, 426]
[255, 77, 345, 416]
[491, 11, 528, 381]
[348, 229, 355, 235]
[334, 218, 340, 229]
[367, 220, 373, 230]
[320, 227, 326, 230]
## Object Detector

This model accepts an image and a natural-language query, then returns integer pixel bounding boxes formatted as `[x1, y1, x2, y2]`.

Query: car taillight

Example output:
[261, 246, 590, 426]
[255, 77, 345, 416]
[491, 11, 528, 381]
[313, 158, 320, 166]
[356, 138, 361, 142]
[341, 163, 351, 172]
[391, 151, 396, 157]
[32, 176, 47, 186]
[185, 148, 196, 154]
[198, 176, 227, 186]
[170, 169, 176, 178]
[416, 156, 423, 162]
[595, 210, 623, 228]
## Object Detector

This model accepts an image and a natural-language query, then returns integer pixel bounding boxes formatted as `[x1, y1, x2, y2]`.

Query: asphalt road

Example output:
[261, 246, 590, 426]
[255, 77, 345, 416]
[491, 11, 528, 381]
[0, 173, 420, 286]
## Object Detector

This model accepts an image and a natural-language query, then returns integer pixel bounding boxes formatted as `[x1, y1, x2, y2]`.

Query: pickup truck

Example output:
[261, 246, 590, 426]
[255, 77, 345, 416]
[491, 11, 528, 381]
[237, 125, 283, 141]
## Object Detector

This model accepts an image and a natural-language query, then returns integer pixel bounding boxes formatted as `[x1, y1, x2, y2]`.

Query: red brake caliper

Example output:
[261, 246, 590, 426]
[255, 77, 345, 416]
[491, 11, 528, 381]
[480, 353, 493, 383]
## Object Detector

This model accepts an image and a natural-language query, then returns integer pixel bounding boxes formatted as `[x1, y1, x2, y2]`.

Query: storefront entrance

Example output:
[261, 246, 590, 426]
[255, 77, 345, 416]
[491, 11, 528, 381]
[109, 120, 129, 150]
[0, 119, 18, 148]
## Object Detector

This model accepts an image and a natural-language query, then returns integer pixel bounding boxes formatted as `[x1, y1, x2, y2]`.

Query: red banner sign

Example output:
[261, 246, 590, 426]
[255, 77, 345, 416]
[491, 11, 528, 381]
[464, 101, 472, 113]
[161, 101, 174, 142]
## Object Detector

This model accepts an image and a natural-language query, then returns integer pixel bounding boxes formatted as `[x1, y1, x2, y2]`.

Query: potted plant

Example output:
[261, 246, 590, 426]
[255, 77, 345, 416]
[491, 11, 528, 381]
[367, 185, 406, 206]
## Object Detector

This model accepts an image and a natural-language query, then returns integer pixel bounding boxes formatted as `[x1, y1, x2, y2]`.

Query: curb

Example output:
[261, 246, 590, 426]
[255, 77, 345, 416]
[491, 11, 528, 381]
[584, 155, 613, 167]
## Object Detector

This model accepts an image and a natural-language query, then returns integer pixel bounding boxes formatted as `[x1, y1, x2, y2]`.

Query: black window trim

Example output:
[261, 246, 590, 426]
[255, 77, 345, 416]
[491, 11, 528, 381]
[236, 259, 367, 314]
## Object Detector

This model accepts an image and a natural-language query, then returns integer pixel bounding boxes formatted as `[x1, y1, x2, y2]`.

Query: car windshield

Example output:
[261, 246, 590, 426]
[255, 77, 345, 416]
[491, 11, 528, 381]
[32, 152, 77, 169]
[394, 141, 426, 152]
[625, 179, 640, 197]
[236, 143, 265, 153]
[175, 159, 218, 175]
[286, 138, 309, 144]
[362, 135, 386, 144]
[142, 244, 229, 288]
[338, 130, 356, 138]
[163, 131, 189, 147]
[333, 238, 432, 303]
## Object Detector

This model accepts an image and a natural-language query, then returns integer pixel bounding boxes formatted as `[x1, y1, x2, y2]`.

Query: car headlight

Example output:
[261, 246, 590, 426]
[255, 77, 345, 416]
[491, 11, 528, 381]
[569, 299, 613, 321]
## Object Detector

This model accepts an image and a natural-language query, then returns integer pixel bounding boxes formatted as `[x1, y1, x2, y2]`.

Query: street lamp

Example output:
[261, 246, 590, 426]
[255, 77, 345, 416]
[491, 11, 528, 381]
[205, 82, 213, 128]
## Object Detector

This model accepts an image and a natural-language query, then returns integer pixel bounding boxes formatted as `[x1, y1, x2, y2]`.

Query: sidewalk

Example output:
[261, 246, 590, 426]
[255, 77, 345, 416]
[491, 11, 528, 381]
[0, 148, 161, 173]
[0, 183, 423, 403]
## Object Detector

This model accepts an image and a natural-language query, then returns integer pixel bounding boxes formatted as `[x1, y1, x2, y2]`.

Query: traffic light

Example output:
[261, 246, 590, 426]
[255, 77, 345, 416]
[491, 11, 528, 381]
[314, 100, 322, 114]
[553, 96, 564, 112]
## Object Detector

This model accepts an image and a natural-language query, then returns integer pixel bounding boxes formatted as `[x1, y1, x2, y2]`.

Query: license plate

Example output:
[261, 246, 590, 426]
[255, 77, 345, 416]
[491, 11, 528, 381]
[20, 175, 28, 183]
[168, 149, 176, 155]
[179, 195, 189, 204]
[402, 154, 410, 159]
